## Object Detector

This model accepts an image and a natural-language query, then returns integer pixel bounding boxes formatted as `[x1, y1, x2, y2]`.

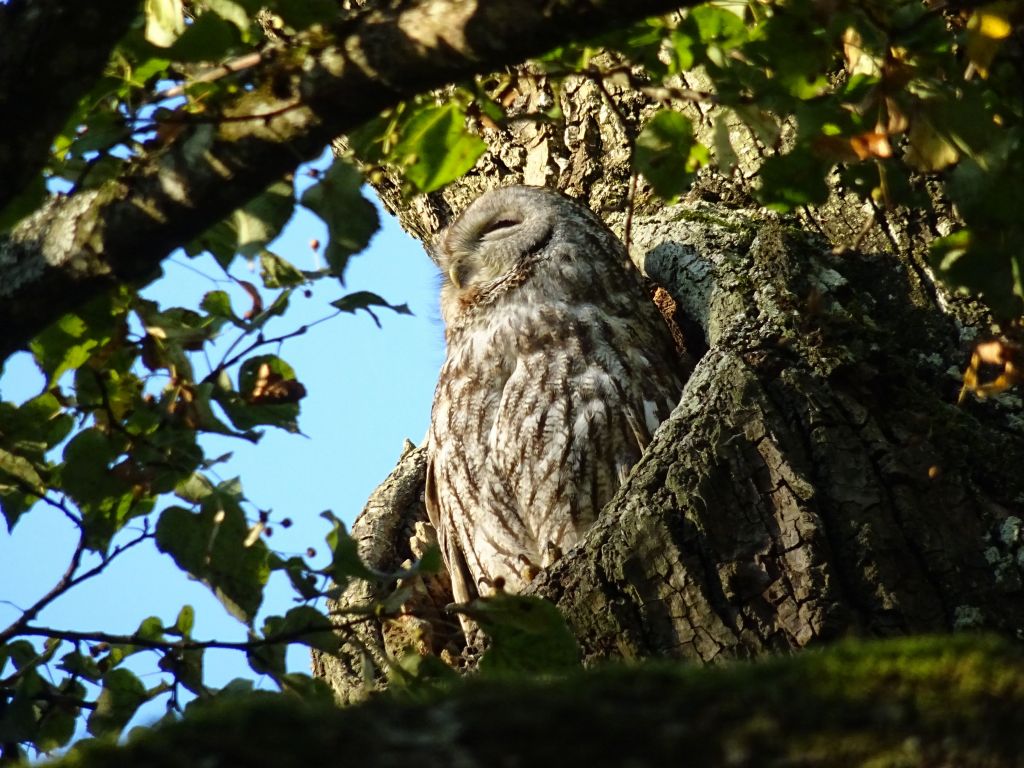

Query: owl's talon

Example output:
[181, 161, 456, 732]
[541, 542, 563, 569]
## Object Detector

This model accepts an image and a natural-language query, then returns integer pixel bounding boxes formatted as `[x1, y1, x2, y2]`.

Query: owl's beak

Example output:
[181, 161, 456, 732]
[448, 265, 462, 289]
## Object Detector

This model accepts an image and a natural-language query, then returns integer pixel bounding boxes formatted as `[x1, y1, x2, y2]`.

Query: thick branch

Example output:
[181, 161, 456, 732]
[52, 636, 1024, 768]
[0, 0, 141, 212]
[0, 0, 692, 362]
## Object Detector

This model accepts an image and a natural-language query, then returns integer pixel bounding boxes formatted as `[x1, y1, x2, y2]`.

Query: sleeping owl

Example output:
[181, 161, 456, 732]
[425, 185, 683, 611]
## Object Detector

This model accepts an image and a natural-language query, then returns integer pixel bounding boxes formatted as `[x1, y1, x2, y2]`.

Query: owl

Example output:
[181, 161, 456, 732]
[425, 185, 684, 612]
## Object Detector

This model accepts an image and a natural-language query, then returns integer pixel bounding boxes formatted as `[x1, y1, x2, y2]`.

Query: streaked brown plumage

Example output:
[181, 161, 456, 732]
[425, 186, 683, 608]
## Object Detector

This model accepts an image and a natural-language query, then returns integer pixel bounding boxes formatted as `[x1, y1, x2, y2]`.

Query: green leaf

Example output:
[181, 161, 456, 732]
[455, 594, 580, 678]
[756, 148, 831, 212]
[212, 355, 303, 433]
[200, 290, 243, 326]
[270, 554, 321, 600]
[929, 229, 1024, 319]
[203, 0, 253, 36]
[690, 4, 747, 50]
[272, 0, 338, 30]
[87, 669, 148, 737]
[276, 673, 336, 701]
[300, 160, 379, 277]
[237, 355, 296, 398]
[274, 606, 340, 653]
[0, 489, 34, 533]
[136, 616, 165, 643]
[57, 650, 103, 683]
[29, 302, 118, 387]
[0, 448, 46, 498]
[35, 687, 80, 751]
[330, 291, 413, 328]
[59, 429, 122, 505]
[58, 428, 153, 551]
[246, 626, 285, 677]
[633, 110, 707, 199]
[155, 492, 270, 624]
[322, 510, 375, 584]
[189, 180, 295, 268]
[7, 393, 74, 455]
[158, 648, 205, 694]
[167, 12, 240, 62]
[233, 181, 295, 258]
[173, 605, 196, 637]
[260, 251, 306, 289]
[668, 28, 696, 73]
[391, 102, 487, 193]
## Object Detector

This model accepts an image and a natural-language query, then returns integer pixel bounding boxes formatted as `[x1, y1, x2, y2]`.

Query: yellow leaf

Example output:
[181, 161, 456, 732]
[965, 3, 1013, 78]
[145, 0, 185, 48]
[904, 118, 959, 172]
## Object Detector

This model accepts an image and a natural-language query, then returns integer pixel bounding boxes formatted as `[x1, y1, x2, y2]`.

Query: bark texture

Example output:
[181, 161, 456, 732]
[316, 40, 1024, 700]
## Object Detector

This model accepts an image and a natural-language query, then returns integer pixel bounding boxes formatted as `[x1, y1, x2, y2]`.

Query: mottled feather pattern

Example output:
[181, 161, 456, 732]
[425, 186, 683, 607]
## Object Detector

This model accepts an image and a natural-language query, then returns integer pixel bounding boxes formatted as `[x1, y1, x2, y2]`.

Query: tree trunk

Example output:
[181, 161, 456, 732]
[314, 53, 1024, 700]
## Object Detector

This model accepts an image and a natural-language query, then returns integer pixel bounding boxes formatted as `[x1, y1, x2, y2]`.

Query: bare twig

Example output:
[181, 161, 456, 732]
[0, 526, 153, 647]
[17, 615, 373, 653]
[154, 52, 264, 101]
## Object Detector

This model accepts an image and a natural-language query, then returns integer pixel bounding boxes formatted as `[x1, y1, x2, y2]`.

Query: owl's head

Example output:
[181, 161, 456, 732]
[432, 186, 559, 323]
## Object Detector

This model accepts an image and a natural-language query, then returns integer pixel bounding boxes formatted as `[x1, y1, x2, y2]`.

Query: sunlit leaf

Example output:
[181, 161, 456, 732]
[633, 110, 707, 199]
[965, 2, 1013, 79]
[155, 494, 270, 624]
[453, 594, 580, 678]
[145, 0, 185, 47]
[391, 102, 487, 193]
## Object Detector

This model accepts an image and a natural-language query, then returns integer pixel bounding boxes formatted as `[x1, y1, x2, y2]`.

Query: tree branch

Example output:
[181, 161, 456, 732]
[17, 615, 373, 652]
[0, 0, 142, 212]
[44, 635, 1024, 768]
[0, 527, 152, 646]
[0, 0, 693, 363]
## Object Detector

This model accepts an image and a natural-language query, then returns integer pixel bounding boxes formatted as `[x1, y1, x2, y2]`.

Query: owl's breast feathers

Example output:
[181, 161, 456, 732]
[426, 186, 683, 606]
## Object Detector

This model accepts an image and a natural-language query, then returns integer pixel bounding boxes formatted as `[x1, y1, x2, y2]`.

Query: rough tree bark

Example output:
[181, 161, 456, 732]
[313, 45, 1024, 701]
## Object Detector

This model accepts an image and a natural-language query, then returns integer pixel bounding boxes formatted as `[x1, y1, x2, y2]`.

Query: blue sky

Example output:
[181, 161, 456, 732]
[0, 170, 444, 728]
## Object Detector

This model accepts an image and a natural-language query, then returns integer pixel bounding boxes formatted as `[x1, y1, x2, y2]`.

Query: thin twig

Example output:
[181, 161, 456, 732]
[203, 311, 341, 385]
[155, 52, 263, 100]
[18, 615, 374, 653]
[0, 527, 153, 647]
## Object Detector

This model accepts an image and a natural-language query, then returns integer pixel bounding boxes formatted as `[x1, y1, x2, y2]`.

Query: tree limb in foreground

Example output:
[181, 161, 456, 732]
[0, 0, 693, 363]
[56, 635, 1024, 768]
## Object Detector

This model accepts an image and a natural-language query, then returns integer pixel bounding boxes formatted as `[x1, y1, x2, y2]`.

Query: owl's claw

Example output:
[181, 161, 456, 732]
[541, 542, 563, 569]
[516, 554, 541, 583]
